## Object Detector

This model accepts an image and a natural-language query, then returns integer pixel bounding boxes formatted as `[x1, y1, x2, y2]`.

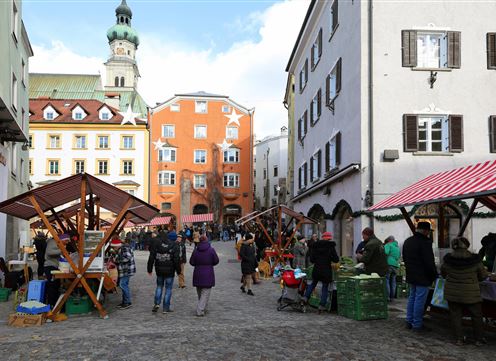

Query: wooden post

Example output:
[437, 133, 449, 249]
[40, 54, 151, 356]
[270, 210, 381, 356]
[439, 203, 446, 248]
[256, 218, 274, 247]
[458, 199, 479, 237]
[50, 208, 67, 233]
[79, 177, 86, 272]
[277, 206, 282, 248]
[63, 214, 77, 233]
[96, 200, 101, 231]
[400, 207, 416, 234]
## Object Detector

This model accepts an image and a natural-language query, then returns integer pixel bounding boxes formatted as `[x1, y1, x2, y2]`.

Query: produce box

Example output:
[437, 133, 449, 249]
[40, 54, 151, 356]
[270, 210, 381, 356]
[0, 287, 12, 302]
[8, 313, 46, 327]
[347, 302, 388, 321]
[66, 295, 92, 315]
[396, 283, 409, 298]
[308, 284, 332, 311]
[27, 280, 47, 302]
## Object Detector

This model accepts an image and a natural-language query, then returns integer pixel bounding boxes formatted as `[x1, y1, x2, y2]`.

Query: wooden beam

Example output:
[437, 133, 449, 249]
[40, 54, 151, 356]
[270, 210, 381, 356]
[256, 218, 274, 247]
[50, 208, 67, 233]
[80, 277, 107, 318]
[458, 199, 479, 237]
[277, 206, 282, 248]
[50, 276, 80, 316]
[400, 207, 416, 234]
[63, 214, 77, 233]
[96, 200, 101, 231]
[79, 177, 86, 272]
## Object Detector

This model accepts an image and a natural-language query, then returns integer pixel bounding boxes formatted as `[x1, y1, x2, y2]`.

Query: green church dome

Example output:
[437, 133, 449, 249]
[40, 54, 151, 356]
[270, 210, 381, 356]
[107, 24, 140, 47]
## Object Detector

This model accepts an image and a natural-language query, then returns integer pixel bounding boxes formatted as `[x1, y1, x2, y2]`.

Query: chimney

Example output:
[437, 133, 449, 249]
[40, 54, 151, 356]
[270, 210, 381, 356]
[104, 92, 121, 109]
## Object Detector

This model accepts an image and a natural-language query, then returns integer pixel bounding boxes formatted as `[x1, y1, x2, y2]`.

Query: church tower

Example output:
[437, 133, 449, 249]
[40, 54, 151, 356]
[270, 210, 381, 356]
[105, 0, 140, 89]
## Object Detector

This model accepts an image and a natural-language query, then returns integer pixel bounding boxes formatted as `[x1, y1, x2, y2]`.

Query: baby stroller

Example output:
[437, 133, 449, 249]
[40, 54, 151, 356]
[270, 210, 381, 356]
[277, 269, 307, 313]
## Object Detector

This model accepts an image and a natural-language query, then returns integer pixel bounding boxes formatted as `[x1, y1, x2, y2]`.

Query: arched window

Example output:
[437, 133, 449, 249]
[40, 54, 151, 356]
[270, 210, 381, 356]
[120, 16, 124, 23]
[125, 18, 129, 24]
[114, 77, 119, 87]
[120, 77, 125, 87]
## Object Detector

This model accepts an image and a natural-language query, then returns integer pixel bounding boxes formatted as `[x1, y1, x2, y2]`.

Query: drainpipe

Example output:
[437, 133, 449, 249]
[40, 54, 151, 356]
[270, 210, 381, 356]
[148, 108, 152, 206]
[249, 108, 255, 214]
[368, 0, 374, 228]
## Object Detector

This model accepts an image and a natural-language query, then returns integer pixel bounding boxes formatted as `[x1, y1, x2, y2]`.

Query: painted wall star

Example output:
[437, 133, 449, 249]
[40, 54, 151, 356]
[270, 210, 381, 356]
[224, 108, 243, 126]
[153, 138, 166, 150]
[119, 104, 140, 126]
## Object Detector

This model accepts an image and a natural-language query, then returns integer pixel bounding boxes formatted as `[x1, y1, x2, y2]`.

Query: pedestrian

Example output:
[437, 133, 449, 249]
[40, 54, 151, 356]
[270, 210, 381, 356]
[305, 233, 318, 266]
[403, 221, 438, 332]
[478, 232, 496, 272]
[44, 233, 70, 308]
[189, 235, 220, 316]
[33, 231, 47, 279]
[130, 229, 139, 251]
[144, 228, 153, 251]
[302, 231, 339, 313]
[441, 237, 488, 346]
[193, 229, 200, 247]
[357, 227, 388, 276]
[147, 231, 181, 313]
[292, 235, 307, 269]
[384, 235, 400, 301]
[177, 234, 187, 289]
[111, 237, 136, 309]
[239, 233, 257, 296]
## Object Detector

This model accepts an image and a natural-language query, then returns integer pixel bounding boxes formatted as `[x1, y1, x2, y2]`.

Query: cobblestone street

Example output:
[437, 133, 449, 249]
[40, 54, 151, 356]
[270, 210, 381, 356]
[0, 241, 495, 361]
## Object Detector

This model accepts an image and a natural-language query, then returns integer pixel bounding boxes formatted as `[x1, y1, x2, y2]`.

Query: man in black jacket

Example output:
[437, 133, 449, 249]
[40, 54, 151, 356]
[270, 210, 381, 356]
[147, 231, 181, 313]
[403, 221, 437, 332]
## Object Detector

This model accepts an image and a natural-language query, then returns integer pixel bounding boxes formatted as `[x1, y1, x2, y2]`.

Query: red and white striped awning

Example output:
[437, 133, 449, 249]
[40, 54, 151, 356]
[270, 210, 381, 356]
[369, 160, 496, 212]
[181, 213, 214, 223]
[140, 216, 172, 227]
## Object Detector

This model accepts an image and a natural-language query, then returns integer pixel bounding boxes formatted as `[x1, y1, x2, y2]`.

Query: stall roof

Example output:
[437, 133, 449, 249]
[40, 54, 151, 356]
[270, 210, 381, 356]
[0, 173, 158, 224]
[239, 205, 318, 225]
[368, 160, 496, 212]
[181, 213, 214, 223]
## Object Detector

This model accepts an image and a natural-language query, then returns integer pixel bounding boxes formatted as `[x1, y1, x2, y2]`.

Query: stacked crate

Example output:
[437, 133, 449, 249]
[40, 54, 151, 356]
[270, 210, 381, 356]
[337, 277, 388, 321]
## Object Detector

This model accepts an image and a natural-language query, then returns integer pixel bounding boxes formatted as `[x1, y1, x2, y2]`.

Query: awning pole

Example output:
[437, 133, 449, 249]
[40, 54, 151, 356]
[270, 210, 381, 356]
[79, 177, 86, 272]
[458, 199, 479, 237]
[400, 207, 416, 234]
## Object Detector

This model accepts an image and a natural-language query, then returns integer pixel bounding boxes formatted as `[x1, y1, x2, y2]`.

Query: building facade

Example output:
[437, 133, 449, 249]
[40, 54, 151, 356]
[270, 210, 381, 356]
[29, 99, 149, 201]
[0, 0, 33, 259]
[254, 127, 289, 210]
[286, 0, 496, 257]
[150, 92, 254, 226]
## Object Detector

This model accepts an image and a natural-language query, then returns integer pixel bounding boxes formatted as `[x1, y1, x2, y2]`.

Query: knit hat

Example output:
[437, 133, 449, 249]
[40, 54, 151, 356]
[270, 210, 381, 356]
[451, 237, 470, 250]
[417, 221, 431, 231]
[59, 233, 70, 241]
[168, 231, 177, 241]
[199, 235, 208, 242]
[110, 239, 122, 247]
[322, 232, 333, 240]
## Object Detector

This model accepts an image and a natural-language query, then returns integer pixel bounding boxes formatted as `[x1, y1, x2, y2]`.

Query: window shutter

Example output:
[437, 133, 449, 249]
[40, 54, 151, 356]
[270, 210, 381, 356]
[297, 118, 302, 141]
[318, 28, 323, 57]
[325, 142, 330, 173]
[325, 74, 331, 106]
[317, 150, 322, 177]
[304, 164, 308, 186]
[401, 30, 417, 67]
[311, 45, 315, 68]
[447, 31, 461, 69]
[298, 168, 302, 189]
[304, 111, 308, 135]
[332, 0, 338, 31]
[336, 58, 342, 95]
[448, 114, 464, 152]
[490, 116, 496, 153]
[305, 59, 308, 81]
[310, 157, 314, 181]
[317, 89, 322, 117]
[403, 114, 419, 152]
[309, 100, 314, 125]
[335, 131, 341, 166]
[487, 33, 496, 69]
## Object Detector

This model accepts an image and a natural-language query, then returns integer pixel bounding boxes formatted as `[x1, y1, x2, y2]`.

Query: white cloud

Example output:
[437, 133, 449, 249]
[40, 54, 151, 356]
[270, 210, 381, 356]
[29, 0, 308, 138]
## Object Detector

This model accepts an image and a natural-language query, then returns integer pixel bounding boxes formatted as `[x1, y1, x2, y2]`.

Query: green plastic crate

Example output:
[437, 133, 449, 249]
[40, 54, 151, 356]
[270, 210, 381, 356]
[347, 303, 388, 321]
[396, 283, 410, 298]
[66, 296, 92, 315]
[0, 288, 11, 302]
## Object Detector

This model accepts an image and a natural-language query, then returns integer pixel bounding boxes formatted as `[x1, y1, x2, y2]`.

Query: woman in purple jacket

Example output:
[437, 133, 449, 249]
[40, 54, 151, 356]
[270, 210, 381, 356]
[189, 235, 220, 316]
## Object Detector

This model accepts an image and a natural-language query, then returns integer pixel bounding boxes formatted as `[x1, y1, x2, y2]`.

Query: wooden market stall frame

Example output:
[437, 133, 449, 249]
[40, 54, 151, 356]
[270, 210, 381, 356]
[0, 173, 159, 319]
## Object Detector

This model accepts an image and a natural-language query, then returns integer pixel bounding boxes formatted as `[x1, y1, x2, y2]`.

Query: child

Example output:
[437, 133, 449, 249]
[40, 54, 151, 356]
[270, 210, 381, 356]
[111, 237, 136, 309]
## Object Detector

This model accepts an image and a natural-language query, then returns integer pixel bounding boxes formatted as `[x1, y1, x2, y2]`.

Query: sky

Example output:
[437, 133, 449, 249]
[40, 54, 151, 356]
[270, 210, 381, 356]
[24, 0, 310, 138]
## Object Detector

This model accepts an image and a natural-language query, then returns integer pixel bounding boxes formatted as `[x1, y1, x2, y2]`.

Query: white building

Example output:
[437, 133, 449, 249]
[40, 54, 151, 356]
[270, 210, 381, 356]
[254, 127, 289, 209]
[29, 99, 149, 201]
[285, 0, 496, 257]
[0, 0, 33, 259]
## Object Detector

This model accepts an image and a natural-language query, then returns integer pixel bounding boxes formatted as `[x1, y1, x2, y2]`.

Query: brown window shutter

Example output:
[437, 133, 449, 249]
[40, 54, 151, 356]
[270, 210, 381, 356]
[325, 142, 330, 173]
[317, 89, 322, 117]
[335, 131, 341, 166]
[332, 0, 338, 31]
[403, 114, 418, 152]
[487, 33, 496, 69]
[336, 57, 342, 95]
[448, 114, 464, 152]
[325, 74, 330, 106]
[490, 116, 496, 153]
[401, 30, 417, 67]
[318, 28, 323, 57]
[447, 31, 461, 69]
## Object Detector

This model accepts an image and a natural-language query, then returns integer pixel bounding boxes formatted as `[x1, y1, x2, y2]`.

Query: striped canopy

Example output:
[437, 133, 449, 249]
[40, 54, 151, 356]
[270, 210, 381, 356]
[140, 216, 172, 227]
[368, 160, 496, 212]
[181, 213, 214, 224]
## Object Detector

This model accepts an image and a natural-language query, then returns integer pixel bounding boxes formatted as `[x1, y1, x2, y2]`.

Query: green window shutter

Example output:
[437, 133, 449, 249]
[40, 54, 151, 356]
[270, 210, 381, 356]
[401, 30, 417, 67]
[448, 115, 464, 152]
[447, 31, 461, 69]
[403, 114, 418, 152]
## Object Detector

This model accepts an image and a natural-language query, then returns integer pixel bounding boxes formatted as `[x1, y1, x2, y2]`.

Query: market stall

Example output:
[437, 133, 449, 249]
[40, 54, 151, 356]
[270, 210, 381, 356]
[0, 173, 159, 319]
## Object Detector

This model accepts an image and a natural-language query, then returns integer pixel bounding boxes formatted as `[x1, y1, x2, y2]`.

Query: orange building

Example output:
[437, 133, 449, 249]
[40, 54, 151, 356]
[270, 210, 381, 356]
[149, 91, 254, 226]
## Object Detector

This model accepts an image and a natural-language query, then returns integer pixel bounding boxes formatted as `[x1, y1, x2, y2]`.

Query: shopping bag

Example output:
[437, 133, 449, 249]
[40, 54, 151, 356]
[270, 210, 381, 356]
[430, 278, 449, 310]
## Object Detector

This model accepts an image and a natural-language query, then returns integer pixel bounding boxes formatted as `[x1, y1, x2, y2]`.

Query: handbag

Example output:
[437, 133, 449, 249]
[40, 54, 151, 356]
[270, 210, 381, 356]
[431, 278, 449, 310]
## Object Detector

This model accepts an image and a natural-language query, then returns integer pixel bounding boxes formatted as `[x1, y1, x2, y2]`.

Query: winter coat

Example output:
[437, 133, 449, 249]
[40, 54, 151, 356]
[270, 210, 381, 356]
[441, 249, 488, 304]
[309, 240, 339, 283]
[115, 244, 136, 278]
[292, 242, 307, 269]
[479, 233, 496, 271]
[33, 235, 47, 260]
[189, 241, 220, 288]
[239, 242, 257, 275]
[384, 240, 400, 268]
[147, 239, 181, 277]
[361, 236, 388, 276]
[44, 238, 61, 268]
[403, 232, 438, 286]
[178, 241, 187, 264]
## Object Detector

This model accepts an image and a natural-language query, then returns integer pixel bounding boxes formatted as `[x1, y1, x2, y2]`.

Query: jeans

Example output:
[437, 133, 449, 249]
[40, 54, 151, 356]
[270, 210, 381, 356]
[406, 284, 429, 329]
[155, 276, 174, 310]
[119, 275, 131, 305]
[304, 280, 330, 307]
[386, 266, 398, 300]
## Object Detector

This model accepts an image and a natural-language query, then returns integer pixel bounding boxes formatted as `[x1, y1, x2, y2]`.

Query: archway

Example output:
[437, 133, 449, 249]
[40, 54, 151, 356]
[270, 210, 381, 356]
[192, 204, 209, 214]
[332, 200, 354, 257]
[307, 204, 326, 236]
[223, 204, 242, 225]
